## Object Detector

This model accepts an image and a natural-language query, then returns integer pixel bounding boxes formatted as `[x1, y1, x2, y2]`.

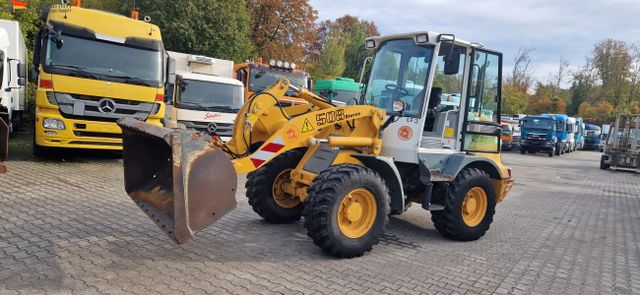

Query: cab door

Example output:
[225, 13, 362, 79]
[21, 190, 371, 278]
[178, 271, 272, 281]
[461, 49, 502, 152]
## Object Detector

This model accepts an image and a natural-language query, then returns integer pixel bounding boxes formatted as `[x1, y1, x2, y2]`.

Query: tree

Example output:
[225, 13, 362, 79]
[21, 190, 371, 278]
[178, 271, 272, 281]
[247, 0, 317, 64]
[502, 83, 527, 115]
[132, 0, 255, 62]
[578, 101, 614, 124]
[592, 39, 632, 108]
[308, 32, 346, 80]
[506, 47, 535, 92]
[331, 16, 379, 79]
[568, 59, 598, 116]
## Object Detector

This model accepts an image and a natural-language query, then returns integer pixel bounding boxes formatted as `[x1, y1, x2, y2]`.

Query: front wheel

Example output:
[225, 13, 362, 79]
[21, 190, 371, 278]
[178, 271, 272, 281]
[600, 156, 610, 170]
[245, 149, 306, 223]
[548, 147, 555, 157]
[520, 148, 526, 155]
[303, 164, 390, 258]
[431, 168, 497, 241]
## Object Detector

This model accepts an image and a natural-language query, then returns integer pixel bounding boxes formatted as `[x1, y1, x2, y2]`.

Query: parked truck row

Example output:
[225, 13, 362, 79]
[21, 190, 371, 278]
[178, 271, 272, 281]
[516, 114, 585, 157]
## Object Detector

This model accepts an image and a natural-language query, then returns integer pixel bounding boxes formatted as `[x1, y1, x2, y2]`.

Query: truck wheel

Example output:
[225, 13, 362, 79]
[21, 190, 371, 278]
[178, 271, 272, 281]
[555, 143, 561, 156]
[303, 164, 390, 258]
[548, 147, 555, 157]
[520, 148, 526, 155]
[600, 156, 610, 170]
[246, 149, 305, 223]
[431, 168, 496, 241]
[32, 134, 52, 158]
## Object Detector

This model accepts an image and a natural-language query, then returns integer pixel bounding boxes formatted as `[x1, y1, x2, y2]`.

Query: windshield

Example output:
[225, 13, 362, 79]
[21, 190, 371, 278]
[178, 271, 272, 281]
[501, 126, 512, 135]
[318, 89, 359, 104]
[44, 35, 163, 87]
[364, 39, 434, 118]
[523, 118, 554, 130]
[177, 79, 243, 112]
[248, 65, 307, 97]
[586, 128, 601, 136]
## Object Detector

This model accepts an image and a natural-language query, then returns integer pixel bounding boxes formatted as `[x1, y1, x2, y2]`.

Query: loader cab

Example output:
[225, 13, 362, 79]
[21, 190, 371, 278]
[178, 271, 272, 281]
[363, 33, 502, 163]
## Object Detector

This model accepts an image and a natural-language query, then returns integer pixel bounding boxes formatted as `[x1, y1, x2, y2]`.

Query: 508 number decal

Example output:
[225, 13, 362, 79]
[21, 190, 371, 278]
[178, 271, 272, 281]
[316, 109, 345, 126]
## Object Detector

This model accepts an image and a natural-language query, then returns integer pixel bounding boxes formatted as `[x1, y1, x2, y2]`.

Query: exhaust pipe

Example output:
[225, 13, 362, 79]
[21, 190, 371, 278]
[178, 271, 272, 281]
[118, 118, 237, 244]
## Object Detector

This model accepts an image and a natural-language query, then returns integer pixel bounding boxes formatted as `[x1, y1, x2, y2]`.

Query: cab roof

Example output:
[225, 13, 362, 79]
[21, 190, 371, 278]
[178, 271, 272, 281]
[365, 31, 495, 52]
[47, 6, 162, 41]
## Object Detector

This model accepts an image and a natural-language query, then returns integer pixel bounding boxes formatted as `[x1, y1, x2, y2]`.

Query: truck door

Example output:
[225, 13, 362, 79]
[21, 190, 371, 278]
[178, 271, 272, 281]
[461, 49, 502, 152]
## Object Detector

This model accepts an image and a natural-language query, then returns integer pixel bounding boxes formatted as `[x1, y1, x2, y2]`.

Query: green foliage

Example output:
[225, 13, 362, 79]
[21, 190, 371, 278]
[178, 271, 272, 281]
[308, 33, 346, 80]
[133, 0, 255, 63]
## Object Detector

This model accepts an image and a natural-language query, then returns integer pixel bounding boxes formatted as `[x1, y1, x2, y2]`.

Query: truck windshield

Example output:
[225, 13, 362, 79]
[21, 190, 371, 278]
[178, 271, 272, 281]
[363, 39, 434, 118]
[44, 35, 163, 87]
[248, 65, 307, 97]
[178, 79, 243, 112]
[523, 118, 554, 130]
[586, 129, 601, 136]
[317, 89, 359, 104]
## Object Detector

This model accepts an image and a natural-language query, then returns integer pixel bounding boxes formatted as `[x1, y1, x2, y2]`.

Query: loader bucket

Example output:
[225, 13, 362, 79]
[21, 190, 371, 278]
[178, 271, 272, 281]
[0, 119, 7, 173]
[117, 118, 237, 244]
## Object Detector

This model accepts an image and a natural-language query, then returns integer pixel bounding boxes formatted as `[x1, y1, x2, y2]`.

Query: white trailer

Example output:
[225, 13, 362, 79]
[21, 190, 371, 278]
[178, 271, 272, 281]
[165, 51, 244, 140]
[0, 20, 27, 134]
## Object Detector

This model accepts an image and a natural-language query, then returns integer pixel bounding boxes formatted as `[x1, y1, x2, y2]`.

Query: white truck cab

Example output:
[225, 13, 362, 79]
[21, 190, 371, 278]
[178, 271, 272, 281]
[165, 52, 245, 139]
[0, 20, 27, 135]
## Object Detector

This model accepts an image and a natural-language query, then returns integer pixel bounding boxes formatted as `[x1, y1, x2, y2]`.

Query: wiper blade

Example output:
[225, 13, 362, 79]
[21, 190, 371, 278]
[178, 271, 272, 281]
[102, 74, 155, 87]
[52, 64, 100, 79]
[179, 102, 208, 111]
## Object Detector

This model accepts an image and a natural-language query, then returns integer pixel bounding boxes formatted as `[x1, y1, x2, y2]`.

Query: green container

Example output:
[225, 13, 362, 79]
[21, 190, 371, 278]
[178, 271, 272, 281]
[314, 77, 362, 104]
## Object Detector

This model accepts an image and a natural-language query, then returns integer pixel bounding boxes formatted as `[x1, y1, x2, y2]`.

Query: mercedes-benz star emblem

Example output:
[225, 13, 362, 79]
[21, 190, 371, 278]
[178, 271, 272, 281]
[207, 122, 218, 135]
[97, 98, 117, 114]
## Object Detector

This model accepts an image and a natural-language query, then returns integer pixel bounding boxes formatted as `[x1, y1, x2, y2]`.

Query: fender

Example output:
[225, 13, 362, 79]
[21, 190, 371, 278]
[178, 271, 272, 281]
[351, 154, 405, 213]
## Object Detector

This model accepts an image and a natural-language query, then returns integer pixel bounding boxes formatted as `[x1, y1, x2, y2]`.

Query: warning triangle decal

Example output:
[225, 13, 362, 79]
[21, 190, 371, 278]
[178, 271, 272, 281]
[301, 119, 315, 133]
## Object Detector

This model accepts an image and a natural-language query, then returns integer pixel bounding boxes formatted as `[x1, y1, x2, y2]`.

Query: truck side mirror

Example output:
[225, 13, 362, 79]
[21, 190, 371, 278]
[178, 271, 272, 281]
[444, 48, 461, 75]
[17, 63, 26, 79]
[17, 78, 25, 86]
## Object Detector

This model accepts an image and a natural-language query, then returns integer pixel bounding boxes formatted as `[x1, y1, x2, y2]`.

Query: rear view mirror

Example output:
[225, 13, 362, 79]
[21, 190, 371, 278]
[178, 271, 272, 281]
[392, 99, 405, 113]
[17, 63, 26, 79]
[17, 78, 25, 86]
[444, 48, 461, 75]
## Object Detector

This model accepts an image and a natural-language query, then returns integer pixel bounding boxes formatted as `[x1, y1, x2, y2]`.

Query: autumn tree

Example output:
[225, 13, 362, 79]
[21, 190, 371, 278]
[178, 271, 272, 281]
[324, 15, 379, 79]
[247, 0, 317, 64]
[502, 47, 534, 115]
[308, 32, 346, 80]
[592, 39, 633, 107]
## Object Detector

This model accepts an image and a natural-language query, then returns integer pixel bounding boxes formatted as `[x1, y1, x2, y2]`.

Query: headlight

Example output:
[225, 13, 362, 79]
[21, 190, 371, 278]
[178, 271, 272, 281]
[43, 118, 66, 130]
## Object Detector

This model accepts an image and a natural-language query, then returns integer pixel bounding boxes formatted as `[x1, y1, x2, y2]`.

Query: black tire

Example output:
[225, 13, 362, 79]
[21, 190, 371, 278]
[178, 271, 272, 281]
[548, 147, 555, 157]
[32, 133, 52, 158]
[555, 143, 561, 156]
[520, 148, 526, 155]
[303, 164, 390, 258]
[600, 156, 610, 170]
[431, 168, 497, 241]
[245, 149, 305, 223]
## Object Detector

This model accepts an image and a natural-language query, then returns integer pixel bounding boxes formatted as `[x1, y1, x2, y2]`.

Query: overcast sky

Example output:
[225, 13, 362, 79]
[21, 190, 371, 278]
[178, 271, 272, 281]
[309, 0, 640, 86]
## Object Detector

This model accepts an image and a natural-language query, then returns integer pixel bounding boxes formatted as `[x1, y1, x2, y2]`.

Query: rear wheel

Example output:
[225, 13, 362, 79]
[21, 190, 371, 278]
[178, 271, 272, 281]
[246, 149, 305, 223]
[600, 156, 610, 170]
[303, 164, 389, 258]
[431, 168, 496, 241]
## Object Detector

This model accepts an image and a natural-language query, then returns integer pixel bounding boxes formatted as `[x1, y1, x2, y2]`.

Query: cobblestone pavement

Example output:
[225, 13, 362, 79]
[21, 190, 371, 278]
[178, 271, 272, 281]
[0, 150, 639, 295]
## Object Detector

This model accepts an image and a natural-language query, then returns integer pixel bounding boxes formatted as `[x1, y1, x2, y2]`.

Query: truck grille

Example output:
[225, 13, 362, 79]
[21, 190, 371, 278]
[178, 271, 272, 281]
[52, 92, 159, 123]
[178, 120, 234, 136]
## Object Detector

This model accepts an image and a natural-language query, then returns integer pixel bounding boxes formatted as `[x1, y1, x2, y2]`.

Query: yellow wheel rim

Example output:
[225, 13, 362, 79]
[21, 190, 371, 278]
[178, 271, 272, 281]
[337, 188, 377, 239]
[272, 169, 300, 209]
[462, 187, 488, 227]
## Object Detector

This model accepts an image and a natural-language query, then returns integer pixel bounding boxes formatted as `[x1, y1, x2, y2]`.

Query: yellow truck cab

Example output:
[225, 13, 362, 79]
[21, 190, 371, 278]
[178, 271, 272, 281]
[32, 3, 165, 155]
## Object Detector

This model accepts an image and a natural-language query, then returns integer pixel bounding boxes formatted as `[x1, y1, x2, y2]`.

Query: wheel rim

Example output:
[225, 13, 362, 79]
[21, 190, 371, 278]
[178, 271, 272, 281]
[337, 188, 377, 239]
[461, 187, 488, 227]
[272, 169, 300, 209]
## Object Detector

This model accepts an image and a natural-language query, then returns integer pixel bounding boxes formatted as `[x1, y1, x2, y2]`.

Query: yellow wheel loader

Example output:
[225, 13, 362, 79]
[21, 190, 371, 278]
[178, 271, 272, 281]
[118, 32, 514, 258]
